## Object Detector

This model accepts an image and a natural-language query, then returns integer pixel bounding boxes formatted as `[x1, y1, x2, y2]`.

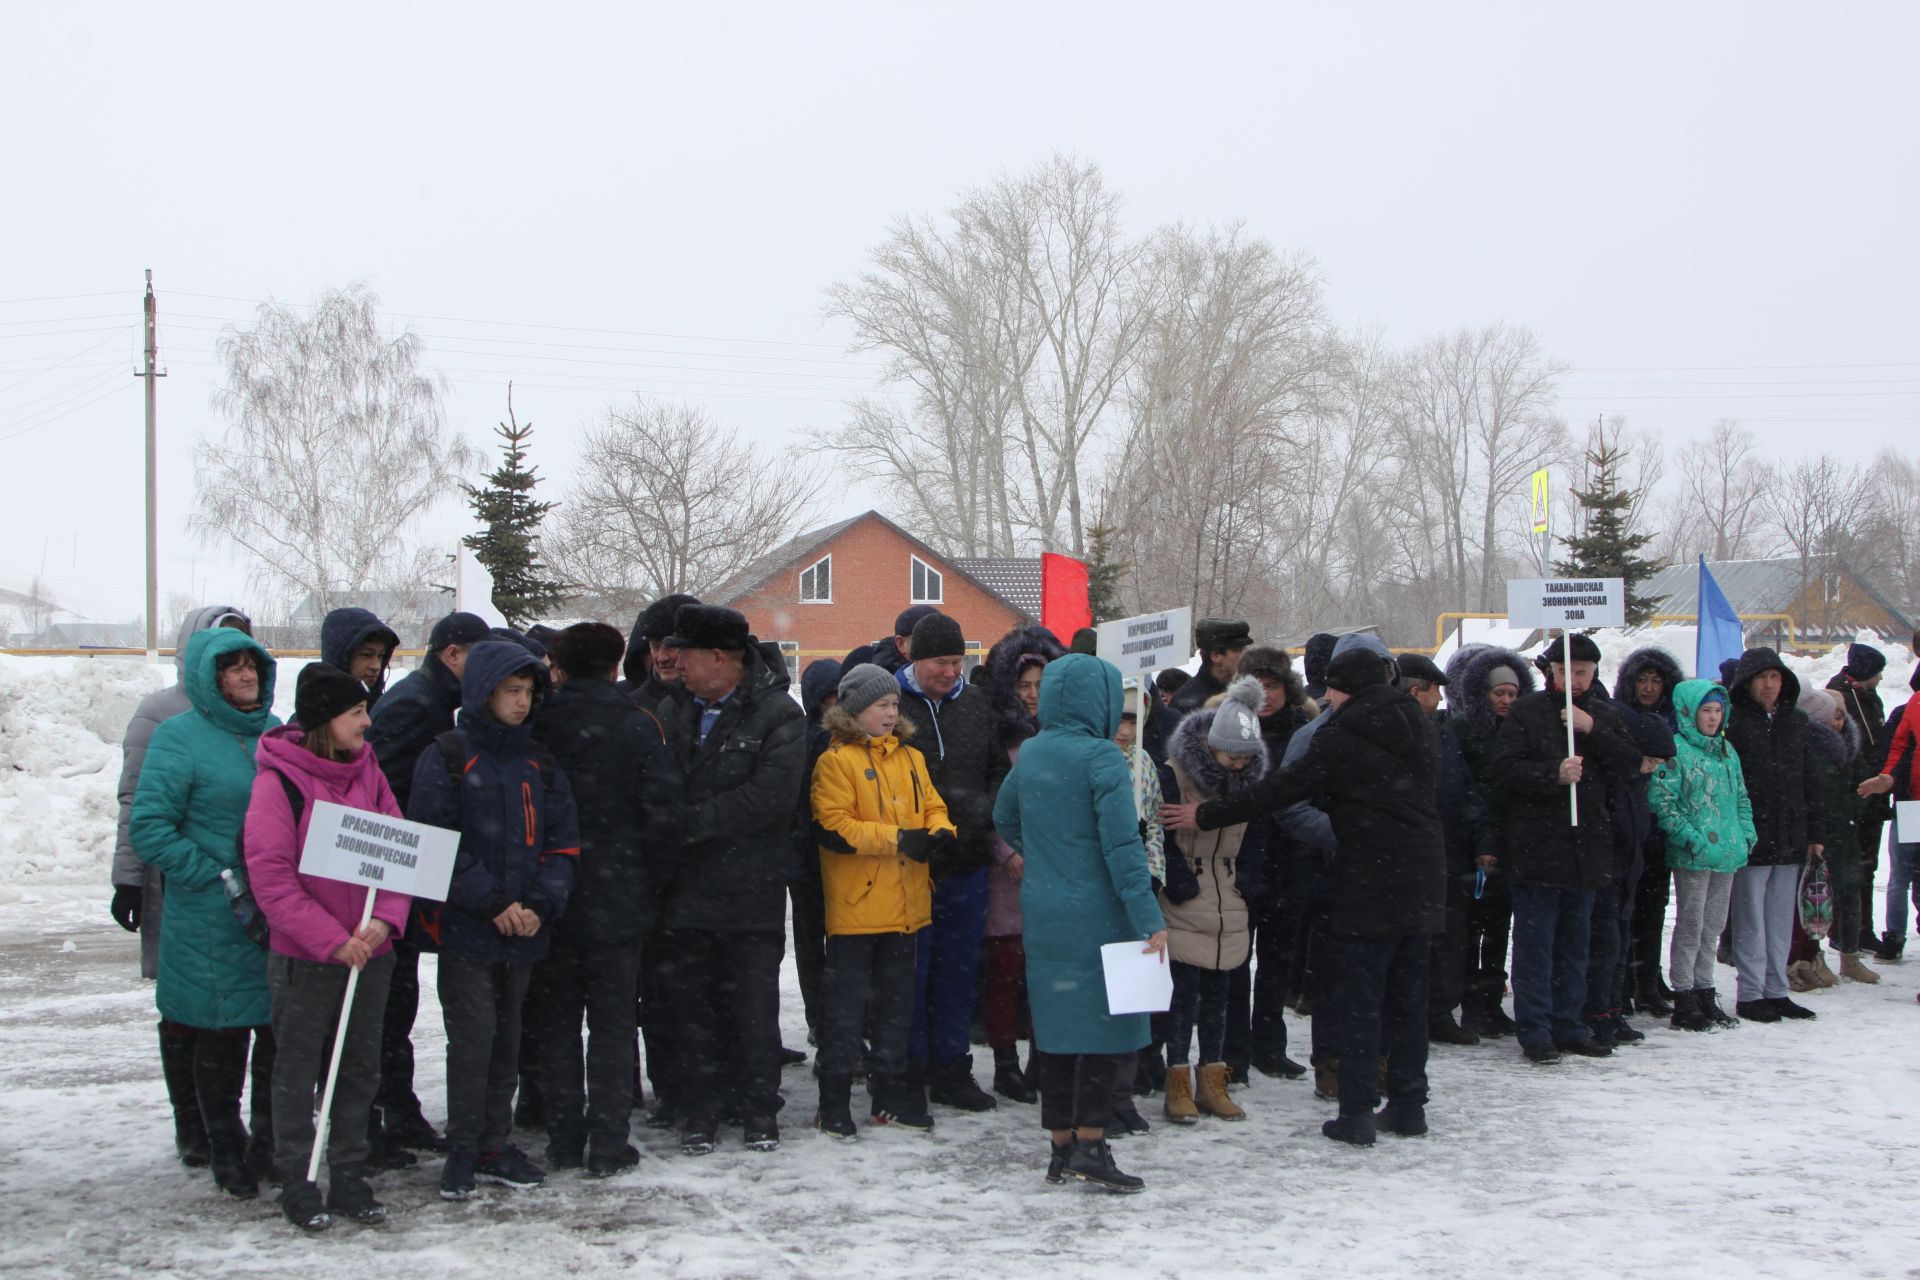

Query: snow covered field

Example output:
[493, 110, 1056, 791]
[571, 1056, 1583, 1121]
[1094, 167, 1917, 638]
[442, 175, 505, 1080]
[2, 643, 1917, 1279]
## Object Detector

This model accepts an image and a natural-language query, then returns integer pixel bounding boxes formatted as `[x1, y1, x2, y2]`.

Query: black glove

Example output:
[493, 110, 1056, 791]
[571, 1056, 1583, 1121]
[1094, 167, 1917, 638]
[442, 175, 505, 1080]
[899, 829, 934, 863]
[110, 885, 142, 933]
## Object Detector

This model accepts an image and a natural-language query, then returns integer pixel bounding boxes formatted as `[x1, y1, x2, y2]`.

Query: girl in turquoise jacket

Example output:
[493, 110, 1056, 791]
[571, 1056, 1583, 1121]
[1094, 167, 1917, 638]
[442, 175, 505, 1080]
[1647, 679, 1755, 1030]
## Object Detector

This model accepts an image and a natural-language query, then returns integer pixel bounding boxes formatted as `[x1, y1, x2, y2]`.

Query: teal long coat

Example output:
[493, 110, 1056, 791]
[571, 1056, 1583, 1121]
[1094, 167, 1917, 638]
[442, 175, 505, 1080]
[996, 655, 1165, 1055]
[130, 628, 280, 1028]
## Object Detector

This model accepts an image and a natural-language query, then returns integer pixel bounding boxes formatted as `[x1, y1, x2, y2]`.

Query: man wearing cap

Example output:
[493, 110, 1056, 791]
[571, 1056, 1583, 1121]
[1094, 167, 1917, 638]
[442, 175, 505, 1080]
[1169, 618, 1254, 720]
[1827, 642, 1889, 952]
[653, 605, 808, 1154]
[1489, 635, 1646, 1063]
[362, 608, 494, 1156]
[895, 610, 1010, 1112]
[619, 593, 700, 714]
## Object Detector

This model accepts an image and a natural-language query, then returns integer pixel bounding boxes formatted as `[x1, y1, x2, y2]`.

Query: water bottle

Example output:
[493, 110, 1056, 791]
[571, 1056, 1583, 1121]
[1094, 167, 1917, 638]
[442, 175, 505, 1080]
[221, 868, 271, 948]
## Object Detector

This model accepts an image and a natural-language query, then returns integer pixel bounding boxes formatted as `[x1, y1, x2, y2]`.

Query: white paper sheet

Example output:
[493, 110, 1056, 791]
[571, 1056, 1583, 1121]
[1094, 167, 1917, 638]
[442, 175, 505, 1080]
[1101, 941, 1174, 1014]
[1897, 801, 1920, 844]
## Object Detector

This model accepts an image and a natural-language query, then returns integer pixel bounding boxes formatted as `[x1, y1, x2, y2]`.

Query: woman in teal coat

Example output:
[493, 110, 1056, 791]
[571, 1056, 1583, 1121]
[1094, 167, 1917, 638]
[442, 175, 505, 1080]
[996, 654, 1165, 1194]
[131, 626, 281, 1198]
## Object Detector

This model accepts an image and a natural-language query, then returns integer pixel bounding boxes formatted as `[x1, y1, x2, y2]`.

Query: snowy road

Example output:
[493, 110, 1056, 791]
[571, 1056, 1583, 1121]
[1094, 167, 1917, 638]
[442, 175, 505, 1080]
[1, 889, 1915, 1280]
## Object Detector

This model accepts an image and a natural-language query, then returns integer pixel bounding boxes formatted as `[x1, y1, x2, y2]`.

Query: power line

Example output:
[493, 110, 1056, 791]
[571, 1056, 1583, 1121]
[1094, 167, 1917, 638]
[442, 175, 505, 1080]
[0, 329, 131, 395]
[0, 290, 126, 307]
[0, 363, 129, 424]
[0, 378, 133, 445]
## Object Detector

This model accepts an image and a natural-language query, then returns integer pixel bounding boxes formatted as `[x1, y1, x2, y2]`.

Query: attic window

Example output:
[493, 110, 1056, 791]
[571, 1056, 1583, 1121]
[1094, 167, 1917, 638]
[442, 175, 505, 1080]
[799, 555, 831, 603]
[910, 555, 943, 604]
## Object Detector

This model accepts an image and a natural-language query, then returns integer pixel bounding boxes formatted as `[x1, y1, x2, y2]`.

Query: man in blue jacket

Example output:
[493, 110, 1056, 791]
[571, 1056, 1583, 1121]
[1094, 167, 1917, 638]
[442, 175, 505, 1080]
[407, 640, 580, 1200]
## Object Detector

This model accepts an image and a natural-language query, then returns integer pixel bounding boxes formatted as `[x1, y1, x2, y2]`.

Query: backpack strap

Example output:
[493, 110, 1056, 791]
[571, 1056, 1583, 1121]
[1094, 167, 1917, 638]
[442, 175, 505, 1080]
[436, 729, 471, 783]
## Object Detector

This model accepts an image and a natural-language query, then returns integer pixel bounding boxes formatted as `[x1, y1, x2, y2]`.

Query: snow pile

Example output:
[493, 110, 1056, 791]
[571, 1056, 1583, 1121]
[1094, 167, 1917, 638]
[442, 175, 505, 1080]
[0, 656, 168, 897]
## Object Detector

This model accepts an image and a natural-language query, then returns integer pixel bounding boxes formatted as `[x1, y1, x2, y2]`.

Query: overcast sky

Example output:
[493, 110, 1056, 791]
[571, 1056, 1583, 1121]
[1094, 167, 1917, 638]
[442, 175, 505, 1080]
[4, 2, 1915, 622]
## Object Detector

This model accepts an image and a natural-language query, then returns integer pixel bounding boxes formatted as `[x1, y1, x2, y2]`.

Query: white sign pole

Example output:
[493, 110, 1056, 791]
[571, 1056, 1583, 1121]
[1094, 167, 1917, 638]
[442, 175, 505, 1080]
[1562, 629, 1578, 826]
[306, 886, 379, 1184]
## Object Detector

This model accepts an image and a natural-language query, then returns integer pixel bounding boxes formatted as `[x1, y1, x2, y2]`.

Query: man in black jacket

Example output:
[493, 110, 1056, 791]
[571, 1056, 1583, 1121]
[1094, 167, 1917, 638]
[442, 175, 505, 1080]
[364, 608, 492, 1155]
[1827, 643, 1889, 952]
[527, 623, 672, 1177]
[895, 610, 1010, 1113]
[320, 606, 401, 702]
[1724, 647, 1823, 1022]
[654, 605, 808, 1154]
[617, 593, 699, 713]
[1489, 635, 1645, 1064]
[1164, 645, 1446, 1146]
[1168, 617, 1253, 719]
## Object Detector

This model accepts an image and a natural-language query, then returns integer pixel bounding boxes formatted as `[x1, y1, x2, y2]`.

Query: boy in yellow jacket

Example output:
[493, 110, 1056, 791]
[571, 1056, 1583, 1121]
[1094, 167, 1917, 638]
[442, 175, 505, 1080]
[810, 663, 957, 1137]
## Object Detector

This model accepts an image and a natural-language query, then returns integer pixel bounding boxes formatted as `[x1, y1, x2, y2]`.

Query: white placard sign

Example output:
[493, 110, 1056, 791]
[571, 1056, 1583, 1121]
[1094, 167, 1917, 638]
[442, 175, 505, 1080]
[299, 801, 459, 902]
[1100, 941, 1174, 1014]
[1898, 802, 1920, 844]
[1095, 607, 1194, 676]
[1506, 578, 1627, 630]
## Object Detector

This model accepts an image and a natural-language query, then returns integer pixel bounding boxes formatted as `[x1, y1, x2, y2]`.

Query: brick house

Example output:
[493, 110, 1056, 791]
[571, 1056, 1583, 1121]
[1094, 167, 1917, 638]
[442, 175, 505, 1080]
[710, 511, 1041, 676]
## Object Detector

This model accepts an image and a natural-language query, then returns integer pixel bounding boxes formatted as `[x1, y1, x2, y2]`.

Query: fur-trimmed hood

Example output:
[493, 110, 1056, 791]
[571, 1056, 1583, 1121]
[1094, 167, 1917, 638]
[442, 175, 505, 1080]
[1455, 645, 1538, 732]
[1612, 646, 1686, 721]
[1799, 688, 1859, 765]
[823, 702, 919, 749]
[986, 625, 1067, 749]
[1166, 703, 1271, 800]
[1445, 644, 1488, 693]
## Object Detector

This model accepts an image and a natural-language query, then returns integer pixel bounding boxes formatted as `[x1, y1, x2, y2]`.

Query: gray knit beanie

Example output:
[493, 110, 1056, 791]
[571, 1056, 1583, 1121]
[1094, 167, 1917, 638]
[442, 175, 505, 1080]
[838, 663, 900, 717]
[1207, 676, 1266, 756]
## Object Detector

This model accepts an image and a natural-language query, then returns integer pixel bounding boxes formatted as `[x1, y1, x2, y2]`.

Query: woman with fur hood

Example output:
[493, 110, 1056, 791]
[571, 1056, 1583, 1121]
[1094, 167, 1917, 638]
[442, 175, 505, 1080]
[1446, 647, 1536, 1037]
[1156, 677, 1271, 1125]
[1793, 689, 1879, 987]
[1612, 646, 1686, 1017]
[978, 627, 1067, 1105]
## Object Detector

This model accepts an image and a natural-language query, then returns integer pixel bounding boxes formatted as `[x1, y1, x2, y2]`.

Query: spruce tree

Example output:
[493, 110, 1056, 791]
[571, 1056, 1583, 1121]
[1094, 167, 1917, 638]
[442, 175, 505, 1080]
[1083, 523, 1131, 624]
[1553, 435, 1661, 624]
[462, 391, 568, 625]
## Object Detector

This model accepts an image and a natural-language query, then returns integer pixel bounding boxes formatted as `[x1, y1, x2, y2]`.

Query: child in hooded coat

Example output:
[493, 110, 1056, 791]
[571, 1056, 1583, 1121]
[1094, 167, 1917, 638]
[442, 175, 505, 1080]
[1156, 677, 1270, 1125]
[245, 664, 413, 1230]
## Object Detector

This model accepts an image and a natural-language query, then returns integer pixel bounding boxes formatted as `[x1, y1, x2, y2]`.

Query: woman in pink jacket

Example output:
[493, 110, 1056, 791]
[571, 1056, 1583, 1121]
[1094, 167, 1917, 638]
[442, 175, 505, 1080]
[244, 664, 413, 1233]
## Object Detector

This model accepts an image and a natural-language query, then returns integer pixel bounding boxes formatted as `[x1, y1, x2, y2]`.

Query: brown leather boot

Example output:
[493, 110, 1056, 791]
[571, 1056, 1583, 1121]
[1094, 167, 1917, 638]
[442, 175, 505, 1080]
[1196, 1063, 1246, 1121]
[1162, 1065, 1199, 1125]
[1809, 953, 1840, 988]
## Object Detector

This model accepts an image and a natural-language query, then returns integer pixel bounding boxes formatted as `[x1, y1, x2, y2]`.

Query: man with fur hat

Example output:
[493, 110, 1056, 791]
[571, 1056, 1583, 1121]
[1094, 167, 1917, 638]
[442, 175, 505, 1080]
[1169, 617, 1254, 719]
[1488, 634, 1645, 1063]
[619, 593, 700, 713]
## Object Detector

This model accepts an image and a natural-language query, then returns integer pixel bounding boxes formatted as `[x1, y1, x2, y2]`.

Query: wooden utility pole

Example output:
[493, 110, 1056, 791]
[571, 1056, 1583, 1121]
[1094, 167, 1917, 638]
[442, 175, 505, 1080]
[136, 270, 165, 661]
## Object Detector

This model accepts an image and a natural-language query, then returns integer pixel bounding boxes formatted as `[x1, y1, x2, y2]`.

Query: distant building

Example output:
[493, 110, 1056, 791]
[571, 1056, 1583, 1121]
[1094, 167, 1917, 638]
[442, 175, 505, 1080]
[709, 511, 1039, 679]
[283, 588, 455, 650]
[1642, 555, 1912, 651]
[40, 621, 147, 649]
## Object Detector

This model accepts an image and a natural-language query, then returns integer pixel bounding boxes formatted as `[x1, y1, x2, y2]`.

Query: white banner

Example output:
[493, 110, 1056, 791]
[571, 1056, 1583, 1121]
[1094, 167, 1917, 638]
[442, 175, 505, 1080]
[1506, 578, 1627, 630]
[298, 801, 460, 902]
[1898, 801, 1920, 845]
[1095, 607, 1194, 677]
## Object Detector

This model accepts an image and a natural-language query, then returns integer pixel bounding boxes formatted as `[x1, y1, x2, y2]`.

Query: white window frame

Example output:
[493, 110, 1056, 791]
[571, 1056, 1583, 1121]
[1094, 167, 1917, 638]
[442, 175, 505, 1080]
[909, 554, 944, 605]
[798, 554, 832, 604]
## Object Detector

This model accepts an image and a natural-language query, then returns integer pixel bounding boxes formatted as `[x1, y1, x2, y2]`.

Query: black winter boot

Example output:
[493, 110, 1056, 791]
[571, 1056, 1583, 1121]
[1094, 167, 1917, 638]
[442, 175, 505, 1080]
[326, 1165, 386, 1225]
[927, 1054, 997, 1112]
[1669, 989, 1709, 1032]
[158, 1023, 210, 1168]
[1698, 988, 1740, 1029]
[279, 1180, 332, 1232]
[1376, 1100, 1428, 1137]
[1065, 1137, 1145, 1193]
[193, 1035, 257, 1200]
[1634, 966, 1674, 1018]
[991, 1045, 1037, 1104]
[1322, 1111, 1378, 1146]
[1428, 1012, 1480, 1046]
[1045, 1139, 1073, 1185]
[1134, 1045, 1165, 1096]
[814, 1072, 857, 1139]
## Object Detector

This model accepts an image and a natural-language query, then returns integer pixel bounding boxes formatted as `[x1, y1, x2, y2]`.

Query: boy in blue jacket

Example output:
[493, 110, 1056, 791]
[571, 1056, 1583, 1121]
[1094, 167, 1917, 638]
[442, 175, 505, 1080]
[407, 640, 581, 1200]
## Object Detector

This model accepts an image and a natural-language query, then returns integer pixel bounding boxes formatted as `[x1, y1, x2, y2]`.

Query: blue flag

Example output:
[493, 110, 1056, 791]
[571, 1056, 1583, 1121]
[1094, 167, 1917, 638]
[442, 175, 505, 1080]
[1696, 556, 1744, 680]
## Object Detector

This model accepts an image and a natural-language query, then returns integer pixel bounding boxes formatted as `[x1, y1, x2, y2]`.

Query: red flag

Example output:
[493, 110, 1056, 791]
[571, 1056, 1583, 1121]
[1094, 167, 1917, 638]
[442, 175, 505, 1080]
[1040, 553, 1090, 644]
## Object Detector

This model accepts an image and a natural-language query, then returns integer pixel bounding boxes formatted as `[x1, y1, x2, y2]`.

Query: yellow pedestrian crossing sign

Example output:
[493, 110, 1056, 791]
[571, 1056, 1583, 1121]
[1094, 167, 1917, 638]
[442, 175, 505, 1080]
[1529, 469, 1551, 534]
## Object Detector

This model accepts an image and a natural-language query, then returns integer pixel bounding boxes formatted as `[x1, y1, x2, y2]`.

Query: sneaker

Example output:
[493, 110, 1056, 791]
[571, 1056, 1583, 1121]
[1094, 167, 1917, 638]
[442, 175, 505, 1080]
[279, 1180, 332, 1232]
[1768, 996, 1817, 1021]
[679, 1118, 719, 1156]
[743, 1116, 780, 1152]
[1522, 1043, 1562, 1064]
[326, 1168, 385, 1225]
[439, 1151, 477, 1202]
[870, 1077, 936, 1132]
[475, 1145, 546, 1188]
[1735, 999, 1782, 1023]
[586, 1144, 640, 1179]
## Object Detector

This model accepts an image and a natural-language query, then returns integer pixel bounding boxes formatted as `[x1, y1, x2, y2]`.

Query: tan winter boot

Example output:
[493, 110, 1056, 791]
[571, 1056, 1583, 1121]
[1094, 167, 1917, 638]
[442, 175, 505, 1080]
[1787, 961, 1818, 993]
[1841, 952, 1882, 984]
[1809, 952, 1839, 988]
[1196, 1064, 1246, 1121]
[1161, 1066, 1200, 1125]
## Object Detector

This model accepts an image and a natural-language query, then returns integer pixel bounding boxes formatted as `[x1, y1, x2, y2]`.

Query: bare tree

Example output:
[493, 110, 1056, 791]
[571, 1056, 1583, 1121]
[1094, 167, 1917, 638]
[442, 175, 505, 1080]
[1860, 448, 1920, 613]
[1660, 419, 1777, 563]
[1764, 453, 1874, 635]
[192, 285, 475, 614]
[547, 399, 824, 614]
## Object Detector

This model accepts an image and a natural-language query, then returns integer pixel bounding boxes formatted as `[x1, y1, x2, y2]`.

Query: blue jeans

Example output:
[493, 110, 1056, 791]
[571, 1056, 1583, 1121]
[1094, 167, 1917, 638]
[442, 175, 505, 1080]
[1886, 841, 1920, 940]
[1510, 885, 1594, 1048]
[909, 868, 989, 1065]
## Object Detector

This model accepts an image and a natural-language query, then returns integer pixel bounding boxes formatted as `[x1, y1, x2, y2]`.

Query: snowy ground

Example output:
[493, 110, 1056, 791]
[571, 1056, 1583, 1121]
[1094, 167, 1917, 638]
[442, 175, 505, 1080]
[3, 644, 1918, 1279]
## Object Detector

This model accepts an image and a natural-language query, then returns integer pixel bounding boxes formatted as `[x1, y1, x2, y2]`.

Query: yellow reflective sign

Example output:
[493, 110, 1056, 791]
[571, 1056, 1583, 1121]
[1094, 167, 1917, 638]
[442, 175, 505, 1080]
[1529, 468, 1551, 534]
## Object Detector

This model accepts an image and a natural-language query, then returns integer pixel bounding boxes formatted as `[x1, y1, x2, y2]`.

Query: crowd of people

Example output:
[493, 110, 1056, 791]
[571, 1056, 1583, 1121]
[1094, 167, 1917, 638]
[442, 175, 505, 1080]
[106, 596, 1919, 1227]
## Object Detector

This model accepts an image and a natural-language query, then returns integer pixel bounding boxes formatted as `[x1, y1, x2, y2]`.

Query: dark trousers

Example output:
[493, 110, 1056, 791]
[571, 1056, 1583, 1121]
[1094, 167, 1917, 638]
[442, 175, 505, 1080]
[982, 934, 1028, 1051]
[1034, 1049, 1130, 1132]
[1167, 962, 1230, 1066]
[528, 935, 642, 1159]
[1857, 818, 1885, 943]
[1322, 932, 1429, 1117]
[638, 928, 679, 1109]
[1629, 864, 1671, 989]
[1224, 892, 1293, 1066]
[910, 867, 989, 1064]
[1466, 872, 1513, 994]
[438, 953, 534, 1155]
[661, 928, 785, 1122]
[820, 932, 918, 1079]
[268, 950, 394, 1182]
[1511, 884, 1595, 1048]
[182, 1023, 274, 1148]
[1427, 884, 1471, 1018]
[374, 939, 424, 1115]
[1584, 885, 1627, 1018]
[789, 876, 828, 1038]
